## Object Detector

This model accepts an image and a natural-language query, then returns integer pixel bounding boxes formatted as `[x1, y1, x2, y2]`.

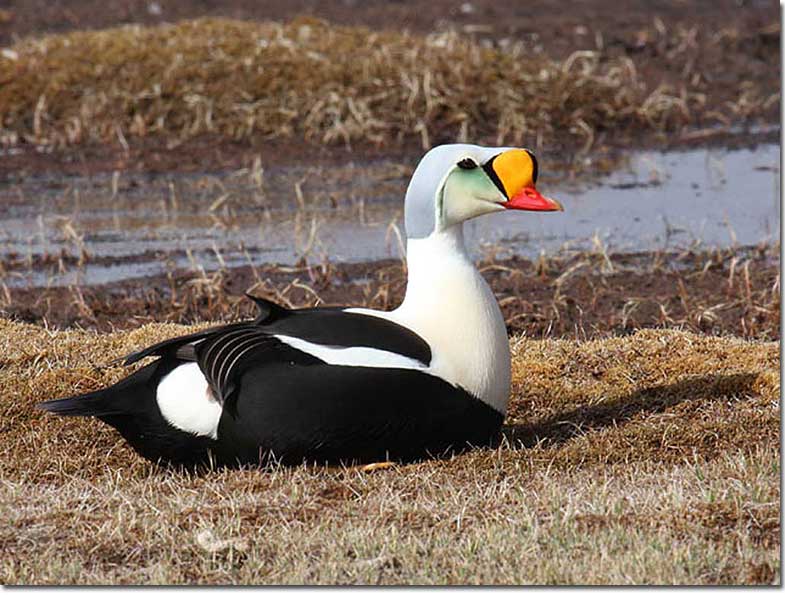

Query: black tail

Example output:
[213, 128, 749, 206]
[37, 387, 126, 417]
[38, 360, 217, 468]
[38, 360, 163, 419]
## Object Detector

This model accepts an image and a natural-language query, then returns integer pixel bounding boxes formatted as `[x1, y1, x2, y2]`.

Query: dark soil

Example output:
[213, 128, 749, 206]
[1, 0, 778, 59]
[3, 246, 779, 340]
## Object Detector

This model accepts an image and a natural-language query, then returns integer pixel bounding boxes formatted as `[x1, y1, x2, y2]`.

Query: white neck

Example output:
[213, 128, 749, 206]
[391, 225, 511, 413]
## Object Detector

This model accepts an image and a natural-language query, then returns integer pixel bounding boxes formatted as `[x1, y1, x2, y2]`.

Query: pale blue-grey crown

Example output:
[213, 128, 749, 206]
[403, 143, 515, 239]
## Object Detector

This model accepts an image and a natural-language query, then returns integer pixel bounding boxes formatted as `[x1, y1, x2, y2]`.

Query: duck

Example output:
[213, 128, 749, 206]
[39, 143, 563, 468]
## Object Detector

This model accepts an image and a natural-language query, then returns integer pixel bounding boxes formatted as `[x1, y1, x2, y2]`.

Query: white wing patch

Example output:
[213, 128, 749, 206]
[156, 362, 222, 439]
[274, 335, 429, 371]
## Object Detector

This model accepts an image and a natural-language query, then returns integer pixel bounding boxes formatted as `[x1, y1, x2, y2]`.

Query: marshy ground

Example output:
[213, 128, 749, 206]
[0, 0, 780, 585]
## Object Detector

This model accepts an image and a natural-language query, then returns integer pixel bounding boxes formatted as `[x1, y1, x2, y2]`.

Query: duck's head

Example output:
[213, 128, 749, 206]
[404, 144, 563, 239]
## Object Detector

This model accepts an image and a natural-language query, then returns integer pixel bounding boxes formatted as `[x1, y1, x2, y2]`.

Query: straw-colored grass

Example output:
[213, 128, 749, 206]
[0, 17, 772, 151]
[0, 318, 779, 584]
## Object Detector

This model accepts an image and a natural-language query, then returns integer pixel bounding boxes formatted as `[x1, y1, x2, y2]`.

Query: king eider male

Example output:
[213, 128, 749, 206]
[39, 144, 563, 468]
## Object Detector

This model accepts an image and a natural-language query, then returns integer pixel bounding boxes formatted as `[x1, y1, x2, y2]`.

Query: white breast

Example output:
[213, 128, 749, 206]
[347, 227, 511, 414]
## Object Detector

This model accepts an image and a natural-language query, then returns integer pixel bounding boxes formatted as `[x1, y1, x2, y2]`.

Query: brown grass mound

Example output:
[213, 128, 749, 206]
[0, 17, 777, 151]
[0, 319, 779, 584]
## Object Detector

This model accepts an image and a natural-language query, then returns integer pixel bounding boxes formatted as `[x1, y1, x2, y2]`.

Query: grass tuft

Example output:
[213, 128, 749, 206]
[0, 17, 776, 151]
[0, 318, 778, 584]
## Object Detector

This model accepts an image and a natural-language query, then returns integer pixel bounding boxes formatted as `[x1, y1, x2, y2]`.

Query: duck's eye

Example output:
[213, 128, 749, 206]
[457, 158, 478, 170]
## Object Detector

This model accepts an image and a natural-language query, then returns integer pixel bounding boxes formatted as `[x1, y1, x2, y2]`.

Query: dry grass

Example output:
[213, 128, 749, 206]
[0, 318, 779, 584]
[0, 17, 776, 151]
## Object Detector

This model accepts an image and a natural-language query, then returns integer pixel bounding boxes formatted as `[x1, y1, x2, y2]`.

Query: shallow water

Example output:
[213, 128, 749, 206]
[0, 143, 779, 287]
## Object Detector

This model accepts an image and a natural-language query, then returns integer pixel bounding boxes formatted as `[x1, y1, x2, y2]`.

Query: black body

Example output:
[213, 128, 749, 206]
[39, 295, 504, 468]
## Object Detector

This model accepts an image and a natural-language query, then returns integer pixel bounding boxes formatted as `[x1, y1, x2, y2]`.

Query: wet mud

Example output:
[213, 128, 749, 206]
[2, 243, 778, 341]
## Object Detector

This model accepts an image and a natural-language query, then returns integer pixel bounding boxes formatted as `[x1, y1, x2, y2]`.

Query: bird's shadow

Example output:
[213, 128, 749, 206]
[501, 372, 760, 449]
[153, 372, 760, 473]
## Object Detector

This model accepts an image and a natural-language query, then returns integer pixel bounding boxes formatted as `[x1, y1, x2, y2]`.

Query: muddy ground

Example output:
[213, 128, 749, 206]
[1, 0, 776, 50]
[2, 245, 779, 340]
